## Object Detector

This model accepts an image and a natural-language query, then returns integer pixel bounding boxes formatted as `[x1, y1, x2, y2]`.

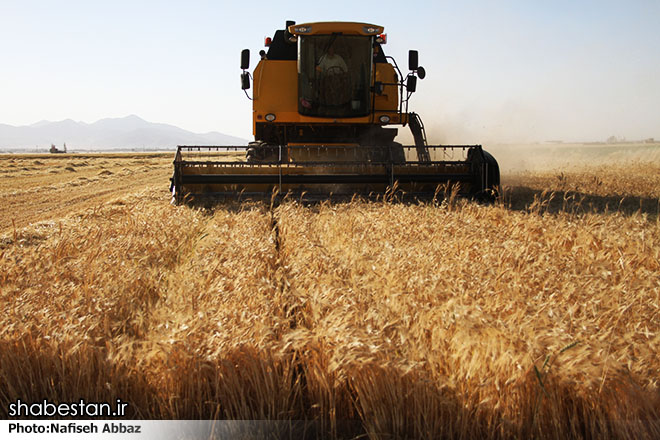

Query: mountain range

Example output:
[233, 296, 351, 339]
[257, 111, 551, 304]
[0, 115, 248, 151]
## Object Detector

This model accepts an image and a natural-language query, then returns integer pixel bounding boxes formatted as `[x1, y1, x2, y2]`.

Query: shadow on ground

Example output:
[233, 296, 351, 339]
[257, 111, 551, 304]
[503, 185, 660, 218]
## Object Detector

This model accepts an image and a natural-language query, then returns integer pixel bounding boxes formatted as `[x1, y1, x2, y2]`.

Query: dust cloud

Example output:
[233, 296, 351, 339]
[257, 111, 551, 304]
[394, 112, 660, 174]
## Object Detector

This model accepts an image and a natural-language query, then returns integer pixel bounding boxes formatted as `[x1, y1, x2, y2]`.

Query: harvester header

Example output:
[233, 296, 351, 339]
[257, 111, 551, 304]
[170, 20, 499, 203]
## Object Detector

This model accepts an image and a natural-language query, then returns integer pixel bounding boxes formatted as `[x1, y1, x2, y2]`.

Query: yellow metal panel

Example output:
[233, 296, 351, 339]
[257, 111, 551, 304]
[256, 111, 370, 124]
[289, 22, 383, 36]
[253, 60, 297, 110]
[252, 59, 297, 135]
[254, 111, 404, 127]
[374, 63, 399, 113]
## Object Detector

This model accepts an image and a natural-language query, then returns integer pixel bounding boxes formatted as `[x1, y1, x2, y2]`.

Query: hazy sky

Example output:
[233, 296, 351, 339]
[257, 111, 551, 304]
[1, 0, 658, 143]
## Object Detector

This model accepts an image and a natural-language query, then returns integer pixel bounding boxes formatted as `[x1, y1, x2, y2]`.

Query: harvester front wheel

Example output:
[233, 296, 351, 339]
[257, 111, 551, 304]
[389, 142, 406, 163]
[246, 142, 281, 163]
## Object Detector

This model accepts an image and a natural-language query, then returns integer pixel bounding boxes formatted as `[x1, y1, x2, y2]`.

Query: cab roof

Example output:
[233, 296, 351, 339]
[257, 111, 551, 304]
[288, 22, 384, 36]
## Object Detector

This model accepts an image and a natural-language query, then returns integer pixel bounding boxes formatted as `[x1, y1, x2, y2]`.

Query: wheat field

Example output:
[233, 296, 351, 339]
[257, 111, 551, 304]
[1, 147, 659, 438]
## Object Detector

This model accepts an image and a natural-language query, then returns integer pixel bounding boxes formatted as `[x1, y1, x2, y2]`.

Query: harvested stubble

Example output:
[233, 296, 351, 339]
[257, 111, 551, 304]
[1, 176, 659, 438]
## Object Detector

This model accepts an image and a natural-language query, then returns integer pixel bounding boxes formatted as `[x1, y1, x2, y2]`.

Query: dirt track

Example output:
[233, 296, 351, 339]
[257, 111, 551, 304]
[0, 153, 172, 233]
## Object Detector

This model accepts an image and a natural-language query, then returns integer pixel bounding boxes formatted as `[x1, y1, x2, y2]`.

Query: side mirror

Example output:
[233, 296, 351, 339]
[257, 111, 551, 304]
[408, 50, 419, 71]
[417, 66, 426, 80]
[240, 49, 250, 70]
[407, 75, 417, 93]
[241, 72, 251, 90]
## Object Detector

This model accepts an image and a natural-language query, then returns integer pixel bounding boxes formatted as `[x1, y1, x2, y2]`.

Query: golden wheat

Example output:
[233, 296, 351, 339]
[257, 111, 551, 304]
[0, 154, 658, 438]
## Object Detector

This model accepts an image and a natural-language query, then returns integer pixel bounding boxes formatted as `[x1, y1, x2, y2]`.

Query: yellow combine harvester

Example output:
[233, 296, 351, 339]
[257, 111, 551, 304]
[171, 21, 499, 203]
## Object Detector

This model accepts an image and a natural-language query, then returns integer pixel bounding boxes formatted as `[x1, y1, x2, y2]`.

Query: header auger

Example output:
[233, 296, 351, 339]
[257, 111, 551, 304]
[171, 20, 499, 203]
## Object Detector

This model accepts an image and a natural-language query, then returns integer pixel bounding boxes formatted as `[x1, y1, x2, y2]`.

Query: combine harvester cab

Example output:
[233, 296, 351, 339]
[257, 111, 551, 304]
[171, 21, 499, 203]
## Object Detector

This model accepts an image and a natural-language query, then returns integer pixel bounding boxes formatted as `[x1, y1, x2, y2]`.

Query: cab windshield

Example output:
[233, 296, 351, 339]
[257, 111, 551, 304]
[298, 35, 372, 117]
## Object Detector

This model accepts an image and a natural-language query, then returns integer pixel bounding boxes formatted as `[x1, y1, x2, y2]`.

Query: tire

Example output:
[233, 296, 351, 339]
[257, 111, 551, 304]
[389, 142, 406, 163]
[246, 141, 280, 163]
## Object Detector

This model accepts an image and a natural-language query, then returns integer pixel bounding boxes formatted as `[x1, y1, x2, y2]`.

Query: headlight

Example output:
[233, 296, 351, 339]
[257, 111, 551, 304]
[265, 113, 276, 122]
[379, 115, 391, 124]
